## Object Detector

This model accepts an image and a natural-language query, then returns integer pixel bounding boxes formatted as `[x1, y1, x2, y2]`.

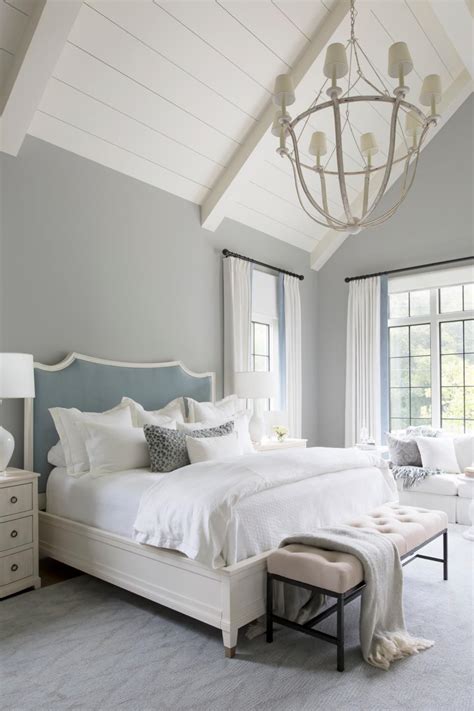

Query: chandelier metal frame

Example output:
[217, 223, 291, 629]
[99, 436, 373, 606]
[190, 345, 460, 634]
[273, 0, 442, 234]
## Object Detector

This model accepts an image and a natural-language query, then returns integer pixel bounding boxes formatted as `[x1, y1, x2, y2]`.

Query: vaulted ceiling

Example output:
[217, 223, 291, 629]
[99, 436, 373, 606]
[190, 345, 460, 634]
[1, 0, 472, 268]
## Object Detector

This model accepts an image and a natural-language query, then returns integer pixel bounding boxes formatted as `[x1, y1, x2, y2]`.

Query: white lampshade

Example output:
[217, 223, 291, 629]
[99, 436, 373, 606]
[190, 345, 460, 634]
[360, 132, 378, 158]
[309, 131, 327, 158]
[420, 74, 442, 106]
[0, 353, 35, 398]
[323, 43, 348, 80]
[388, 42, 413, 79]
[234, 371, 276, 399]
[273, 74, 295, 108]
[405, 110, 422, 137]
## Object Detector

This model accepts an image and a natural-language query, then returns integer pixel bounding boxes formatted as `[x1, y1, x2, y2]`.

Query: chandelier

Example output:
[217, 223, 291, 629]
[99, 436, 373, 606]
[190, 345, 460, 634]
[272, 0, 442, 234]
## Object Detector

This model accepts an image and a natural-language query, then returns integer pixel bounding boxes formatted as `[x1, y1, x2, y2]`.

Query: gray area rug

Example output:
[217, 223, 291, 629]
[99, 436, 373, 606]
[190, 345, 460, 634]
[1, 525, 472, 711]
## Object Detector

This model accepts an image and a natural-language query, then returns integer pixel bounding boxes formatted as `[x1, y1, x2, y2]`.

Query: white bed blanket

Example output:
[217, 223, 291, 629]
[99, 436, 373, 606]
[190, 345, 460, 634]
[134, 447, 396, 568]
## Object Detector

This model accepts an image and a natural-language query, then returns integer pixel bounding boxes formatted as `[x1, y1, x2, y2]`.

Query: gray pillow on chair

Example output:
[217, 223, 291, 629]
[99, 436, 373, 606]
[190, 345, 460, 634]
[386, 433, 422, 467]
[144, 421, 234, 472]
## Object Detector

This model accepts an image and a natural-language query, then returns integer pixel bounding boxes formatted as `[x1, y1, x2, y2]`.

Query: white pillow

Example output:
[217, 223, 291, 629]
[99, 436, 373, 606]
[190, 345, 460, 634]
[416, 436, 460, 473]
[81, 421, 150, 477]
[453, 435, 474, 472]
[187, 394, 238, 424]
[186, 432, 242, 464]
[49, 403, 133, 476]
[178, 411, 254, 454]
[121, 397, 184, 426]
[47, 441, 67, 468]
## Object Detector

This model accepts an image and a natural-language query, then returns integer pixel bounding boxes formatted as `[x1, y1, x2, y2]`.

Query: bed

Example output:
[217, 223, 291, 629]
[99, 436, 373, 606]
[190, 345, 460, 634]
[28, 353, 397, 656]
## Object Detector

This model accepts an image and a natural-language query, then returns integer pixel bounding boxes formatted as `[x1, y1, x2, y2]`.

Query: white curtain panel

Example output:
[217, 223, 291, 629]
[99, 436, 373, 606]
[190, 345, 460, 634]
[223, 257, 252, 396]
[284, 274, 302, 438]
[345, 276, 381, 446]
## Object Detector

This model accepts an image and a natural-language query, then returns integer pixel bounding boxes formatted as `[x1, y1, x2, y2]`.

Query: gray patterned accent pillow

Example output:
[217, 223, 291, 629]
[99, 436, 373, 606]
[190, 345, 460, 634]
[144, 421, 234, 473]
[386, 433, 422, 467]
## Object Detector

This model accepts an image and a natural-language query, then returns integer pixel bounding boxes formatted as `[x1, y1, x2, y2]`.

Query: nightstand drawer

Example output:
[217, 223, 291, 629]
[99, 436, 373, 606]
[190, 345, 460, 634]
[0, 483, 33, 516]
[0, 516, 33, 552]
[0, 548, 33, 585]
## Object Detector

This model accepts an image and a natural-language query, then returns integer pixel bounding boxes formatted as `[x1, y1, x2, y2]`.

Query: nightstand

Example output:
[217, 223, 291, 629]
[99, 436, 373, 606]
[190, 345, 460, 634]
[254, 438, 308, 452]
[0, 469, 41, 598]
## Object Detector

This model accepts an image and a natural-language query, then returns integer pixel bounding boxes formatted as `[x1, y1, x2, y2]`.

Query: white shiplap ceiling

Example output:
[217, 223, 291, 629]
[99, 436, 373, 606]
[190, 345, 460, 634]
[1, 0, 473, 268]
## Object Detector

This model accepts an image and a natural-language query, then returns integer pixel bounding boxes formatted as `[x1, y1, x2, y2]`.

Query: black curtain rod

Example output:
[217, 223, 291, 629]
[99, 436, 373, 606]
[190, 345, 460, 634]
[222, 249, 304, 281]
[344, 255, 474, 283]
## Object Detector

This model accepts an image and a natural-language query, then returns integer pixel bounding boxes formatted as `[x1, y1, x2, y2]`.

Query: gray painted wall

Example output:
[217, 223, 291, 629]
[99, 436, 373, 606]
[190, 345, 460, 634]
[0, 136, 318, 467]
[317, 95, 474, 446]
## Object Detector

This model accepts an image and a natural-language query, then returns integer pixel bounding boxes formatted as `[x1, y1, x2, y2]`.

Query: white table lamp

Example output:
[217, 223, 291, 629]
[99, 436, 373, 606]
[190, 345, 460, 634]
[0, 354, 35, 474]
[234, 371, 276, 443]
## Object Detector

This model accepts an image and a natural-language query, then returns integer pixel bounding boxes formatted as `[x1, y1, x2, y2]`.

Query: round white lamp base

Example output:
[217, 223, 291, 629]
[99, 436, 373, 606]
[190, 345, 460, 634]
[0, 426, 15, 475]
[249, 413, 265, 444]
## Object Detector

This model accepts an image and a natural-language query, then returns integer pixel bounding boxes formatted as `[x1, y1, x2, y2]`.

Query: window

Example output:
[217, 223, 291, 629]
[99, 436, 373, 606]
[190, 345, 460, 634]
[251, 270, 280, 411]
[388, 271, 474, 434]
[440, 320, 473, 432]
[251, 321, 270, 372]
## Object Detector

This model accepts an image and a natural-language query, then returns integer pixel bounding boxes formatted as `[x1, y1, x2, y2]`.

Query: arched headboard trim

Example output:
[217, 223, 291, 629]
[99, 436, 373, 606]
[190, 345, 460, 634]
[24, 353, 216, 492]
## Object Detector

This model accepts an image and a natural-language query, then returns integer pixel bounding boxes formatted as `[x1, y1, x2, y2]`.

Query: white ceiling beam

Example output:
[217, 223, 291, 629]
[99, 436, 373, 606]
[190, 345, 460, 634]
[310, 69, 474, 271]
[430, 0, 474, 77]
[200, 0, 350, 232]
[0, 0, 82, 156]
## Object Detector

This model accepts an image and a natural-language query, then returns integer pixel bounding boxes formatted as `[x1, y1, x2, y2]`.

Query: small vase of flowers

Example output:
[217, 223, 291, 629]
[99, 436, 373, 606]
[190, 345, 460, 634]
[273, 425, 288, 443]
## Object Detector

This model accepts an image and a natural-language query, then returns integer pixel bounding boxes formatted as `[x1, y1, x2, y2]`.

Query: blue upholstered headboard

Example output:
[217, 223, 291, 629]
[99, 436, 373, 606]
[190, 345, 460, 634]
[24, 353, 215, 493]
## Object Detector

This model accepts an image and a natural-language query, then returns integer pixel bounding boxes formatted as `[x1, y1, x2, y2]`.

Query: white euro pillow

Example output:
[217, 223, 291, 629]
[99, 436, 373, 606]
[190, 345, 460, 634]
[187, 394, 238, 424]
[416, 436, 460, 474]
[81, 421, 150, 477]
[453, 434, 474, 472]
[49, 402, 133, 476]
[186, 431, 242, 464]
[178, 411, 254, 454]
[121, 397, 184, 426]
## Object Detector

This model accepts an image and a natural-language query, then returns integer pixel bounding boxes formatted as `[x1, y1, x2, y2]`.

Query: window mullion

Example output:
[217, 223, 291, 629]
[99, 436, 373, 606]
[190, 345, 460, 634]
[431, 287, 441, 429]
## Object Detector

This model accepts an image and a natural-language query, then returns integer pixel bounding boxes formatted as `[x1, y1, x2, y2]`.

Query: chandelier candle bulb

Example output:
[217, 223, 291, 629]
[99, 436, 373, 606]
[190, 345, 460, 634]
[309, 132, 328, 162]
[388, 42, 413, 87]
[420, 74, 442, 117]
[405, 110, 421, 148]
[271, 111, 283, 137]
[360, 133, 378, 160]
[273, 74, 295, 109]
[323, 43, 348, 85]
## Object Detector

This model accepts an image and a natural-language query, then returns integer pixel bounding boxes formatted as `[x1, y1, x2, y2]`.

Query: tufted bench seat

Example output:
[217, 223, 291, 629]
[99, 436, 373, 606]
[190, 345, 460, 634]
[266, 504, 448, 671]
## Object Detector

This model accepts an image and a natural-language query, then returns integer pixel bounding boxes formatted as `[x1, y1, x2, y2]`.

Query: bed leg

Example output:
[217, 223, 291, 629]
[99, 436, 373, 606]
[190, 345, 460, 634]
[222, 627, 238, 658]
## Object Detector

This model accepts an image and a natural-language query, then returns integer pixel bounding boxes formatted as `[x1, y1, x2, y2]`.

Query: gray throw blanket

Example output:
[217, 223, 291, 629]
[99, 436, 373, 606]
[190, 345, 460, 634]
[277, 527, 434, 670]
[392, 465, 441, 489]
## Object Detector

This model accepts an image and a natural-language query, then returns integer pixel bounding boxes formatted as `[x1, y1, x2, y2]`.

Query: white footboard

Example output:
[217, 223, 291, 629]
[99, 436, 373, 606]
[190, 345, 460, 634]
[39, 512, 269, 655]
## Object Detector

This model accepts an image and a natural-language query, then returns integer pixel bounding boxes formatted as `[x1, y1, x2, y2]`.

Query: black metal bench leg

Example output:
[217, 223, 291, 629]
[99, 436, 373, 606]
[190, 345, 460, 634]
[266, 574, 273, 643]
[443, 530, 448, 581]
[336, 595, 344, 672]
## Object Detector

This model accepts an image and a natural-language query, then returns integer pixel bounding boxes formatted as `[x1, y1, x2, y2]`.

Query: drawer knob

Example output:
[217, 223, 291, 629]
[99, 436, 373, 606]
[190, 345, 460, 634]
[10, 530, 18, 538]
[11, 563, 19, 572]
[10, 496, 18, 504]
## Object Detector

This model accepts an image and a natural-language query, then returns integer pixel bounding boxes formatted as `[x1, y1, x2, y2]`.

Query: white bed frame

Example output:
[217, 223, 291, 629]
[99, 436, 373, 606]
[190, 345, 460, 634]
[26, 353, 268, 657]
[38, 512, 268, 656]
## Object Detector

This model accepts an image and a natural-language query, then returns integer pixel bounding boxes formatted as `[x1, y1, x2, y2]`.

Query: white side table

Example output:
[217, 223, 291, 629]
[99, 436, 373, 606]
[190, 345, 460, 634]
[458, 475, 474, 541]
[254, 438, 307, 452]
[0, 469, 41, 598]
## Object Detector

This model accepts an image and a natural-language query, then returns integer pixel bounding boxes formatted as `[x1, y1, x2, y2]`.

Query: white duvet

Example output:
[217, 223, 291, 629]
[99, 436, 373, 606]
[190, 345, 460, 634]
[134, 447, 397, 568]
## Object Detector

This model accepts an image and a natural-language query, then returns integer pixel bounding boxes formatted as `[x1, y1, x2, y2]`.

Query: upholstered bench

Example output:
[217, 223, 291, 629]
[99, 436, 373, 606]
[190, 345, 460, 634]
[266, 503, 448, 671]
